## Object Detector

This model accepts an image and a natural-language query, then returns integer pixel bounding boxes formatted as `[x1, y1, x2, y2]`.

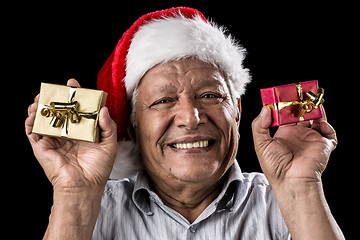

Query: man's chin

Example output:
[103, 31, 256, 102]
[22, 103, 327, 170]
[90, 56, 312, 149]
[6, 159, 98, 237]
[165, 160, 222, 183]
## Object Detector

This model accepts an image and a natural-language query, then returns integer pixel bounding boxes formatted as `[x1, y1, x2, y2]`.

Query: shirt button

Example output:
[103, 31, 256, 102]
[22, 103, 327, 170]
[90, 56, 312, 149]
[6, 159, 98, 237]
[149, 196, 156, 202]
[189, 225, 196, 233]
[146, 211, 154, 216]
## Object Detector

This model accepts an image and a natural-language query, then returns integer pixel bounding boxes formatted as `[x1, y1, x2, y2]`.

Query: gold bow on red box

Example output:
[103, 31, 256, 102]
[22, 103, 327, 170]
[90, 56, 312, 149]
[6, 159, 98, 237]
[266, 83, 325, 121]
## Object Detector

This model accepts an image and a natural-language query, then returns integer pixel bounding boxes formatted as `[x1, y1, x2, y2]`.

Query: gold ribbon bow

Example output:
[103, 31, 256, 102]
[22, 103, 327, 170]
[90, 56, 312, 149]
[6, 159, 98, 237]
[40, 87, 98, 137]
[267, 83, 325, 121]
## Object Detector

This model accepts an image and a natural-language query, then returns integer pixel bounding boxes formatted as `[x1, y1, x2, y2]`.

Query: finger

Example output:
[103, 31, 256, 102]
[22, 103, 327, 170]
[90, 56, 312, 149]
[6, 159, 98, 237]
[67, 78, 81, 88]
[98, 107, 118, 162]
[297, 120, 312, 128]
[260, 106, 273, 129]
[312, 106, 326, 131]
[25, 112, 35, 136]
[27, 102, 37, 115]
[319, 105, 327, 121]
[28, 94, 40, 115]
[98, 107, 117, 143]
[320, 120, 337, 142]
[313, 106, 327, 123]
[25, 112, 40, 143]
[34, 93, 40, 102]
[252, 106, 272, 152]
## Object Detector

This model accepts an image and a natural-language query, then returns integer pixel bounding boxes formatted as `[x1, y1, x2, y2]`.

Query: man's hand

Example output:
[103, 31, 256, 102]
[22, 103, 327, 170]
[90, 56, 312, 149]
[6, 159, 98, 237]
[252, 106, 344, 240]
[252, 106, 337, 186]
[25, 79, 117, 191]
[25, 79, 118, 239]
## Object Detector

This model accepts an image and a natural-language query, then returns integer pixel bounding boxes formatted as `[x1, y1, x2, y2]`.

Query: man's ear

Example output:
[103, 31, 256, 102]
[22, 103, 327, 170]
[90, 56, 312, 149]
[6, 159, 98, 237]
[236, 98, 242, 124]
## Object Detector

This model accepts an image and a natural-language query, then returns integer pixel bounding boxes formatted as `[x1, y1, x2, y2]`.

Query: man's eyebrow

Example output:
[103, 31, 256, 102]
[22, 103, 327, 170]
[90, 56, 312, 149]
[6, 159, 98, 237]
[194, 77, 226, 90]
[152, 74, 226, 94]
[155, 83, 178, 94]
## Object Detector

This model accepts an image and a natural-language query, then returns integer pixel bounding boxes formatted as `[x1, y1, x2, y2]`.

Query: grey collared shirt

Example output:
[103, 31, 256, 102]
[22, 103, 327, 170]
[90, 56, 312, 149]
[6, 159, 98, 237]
[92, 161, 291, 239]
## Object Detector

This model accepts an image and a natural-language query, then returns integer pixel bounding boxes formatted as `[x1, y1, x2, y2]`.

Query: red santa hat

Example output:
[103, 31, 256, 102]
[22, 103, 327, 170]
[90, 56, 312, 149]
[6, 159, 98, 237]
[97, 7, 250, 179]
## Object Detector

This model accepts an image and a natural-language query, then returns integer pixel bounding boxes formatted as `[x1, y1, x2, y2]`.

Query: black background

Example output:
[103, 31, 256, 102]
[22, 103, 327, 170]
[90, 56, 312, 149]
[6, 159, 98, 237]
[6, 1, 357, 239]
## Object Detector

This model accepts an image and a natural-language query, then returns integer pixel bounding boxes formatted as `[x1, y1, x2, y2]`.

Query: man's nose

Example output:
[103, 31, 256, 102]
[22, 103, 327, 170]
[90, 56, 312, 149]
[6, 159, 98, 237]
[174, 98, 206, 130]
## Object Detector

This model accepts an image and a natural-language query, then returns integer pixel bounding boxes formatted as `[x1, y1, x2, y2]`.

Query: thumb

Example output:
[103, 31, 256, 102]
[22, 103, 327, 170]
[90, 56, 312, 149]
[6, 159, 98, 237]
[98, 107, 117, 144]
[252, 106, 272, 152]
[320, 120, 338, 151]
[67, 78, 81, 88]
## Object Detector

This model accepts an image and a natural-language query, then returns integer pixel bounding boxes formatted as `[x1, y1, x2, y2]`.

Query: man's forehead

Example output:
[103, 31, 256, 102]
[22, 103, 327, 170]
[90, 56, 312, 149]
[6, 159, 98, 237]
[155, 77, 226, 95]
[141, 59, 227, 89]
[157, 59, 217, 74]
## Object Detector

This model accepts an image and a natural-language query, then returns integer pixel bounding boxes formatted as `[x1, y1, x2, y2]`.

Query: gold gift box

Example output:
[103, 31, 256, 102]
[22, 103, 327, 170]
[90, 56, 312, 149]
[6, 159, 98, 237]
[32, 83, 107, 142]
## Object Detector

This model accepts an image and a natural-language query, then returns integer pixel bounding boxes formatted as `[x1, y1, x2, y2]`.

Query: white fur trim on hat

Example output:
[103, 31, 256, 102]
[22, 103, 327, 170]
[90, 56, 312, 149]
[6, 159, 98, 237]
[125, 14, 251, 101]
[109, 141, 142, 179]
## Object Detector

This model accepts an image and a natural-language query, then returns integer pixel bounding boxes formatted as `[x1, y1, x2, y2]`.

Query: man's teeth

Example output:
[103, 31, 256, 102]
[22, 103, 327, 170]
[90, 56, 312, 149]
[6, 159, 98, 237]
[173, 140, 209, 149]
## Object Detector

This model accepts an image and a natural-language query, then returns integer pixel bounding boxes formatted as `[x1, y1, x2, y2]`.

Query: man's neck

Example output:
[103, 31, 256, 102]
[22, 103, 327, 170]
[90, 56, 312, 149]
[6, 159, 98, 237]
[148, 173, 227, 223]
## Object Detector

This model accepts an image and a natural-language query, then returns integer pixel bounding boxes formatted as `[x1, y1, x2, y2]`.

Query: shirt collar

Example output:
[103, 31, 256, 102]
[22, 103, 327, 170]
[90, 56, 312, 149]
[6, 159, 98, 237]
[214, 160, 244, 212]
[132, 172, 154, 216]
[132, 160, 244, 215]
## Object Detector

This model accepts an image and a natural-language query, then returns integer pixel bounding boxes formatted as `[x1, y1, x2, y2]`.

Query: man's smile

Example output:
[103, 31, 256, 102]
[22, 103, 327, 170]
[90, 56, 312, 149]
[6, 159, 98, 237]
[166, 135, 216, 152]
[170, 140, 216, 149]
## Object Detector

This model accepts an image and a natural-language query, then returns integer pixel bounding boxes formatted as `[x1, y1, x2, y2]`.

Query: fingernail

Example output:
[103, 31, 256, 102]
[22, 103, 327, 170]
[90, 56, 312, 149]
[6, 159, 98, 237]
[260, 106, 267, 117]
[104, 107, 110, 117]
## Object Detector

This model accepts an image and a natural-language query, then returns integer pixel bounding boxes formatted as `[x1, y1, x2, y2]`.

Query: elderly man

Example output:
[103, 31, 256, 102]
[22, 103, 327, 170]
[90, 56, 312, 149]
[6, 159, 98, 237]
[25, 7, 344, 239]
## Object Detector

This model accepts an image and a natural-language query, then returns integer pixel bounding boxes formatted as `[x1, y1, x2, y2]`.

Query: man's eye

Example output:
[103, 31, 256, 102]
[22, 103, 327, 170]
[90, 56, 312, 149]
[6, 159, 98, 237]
[202, 94, 217, 98]
[201, 93, 223, 99]
[158, 99, 170, 104]
[151, 98, 173, 107]
[199, 93, 225, 103]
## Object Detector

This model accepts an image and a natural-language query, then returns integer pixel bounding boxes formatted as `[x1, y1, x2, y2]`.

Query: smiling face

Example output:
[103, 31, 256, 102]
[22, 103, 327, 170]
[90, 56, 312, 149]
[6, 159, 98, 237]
[135, 58, 240, 186]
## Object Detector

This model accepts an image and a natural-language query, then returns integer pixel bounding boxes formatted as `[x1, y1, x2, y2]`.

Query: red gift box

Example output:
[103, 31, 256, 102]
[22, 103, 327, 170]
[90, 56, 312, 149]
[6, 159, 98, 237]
[260, 80, 325, 127]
